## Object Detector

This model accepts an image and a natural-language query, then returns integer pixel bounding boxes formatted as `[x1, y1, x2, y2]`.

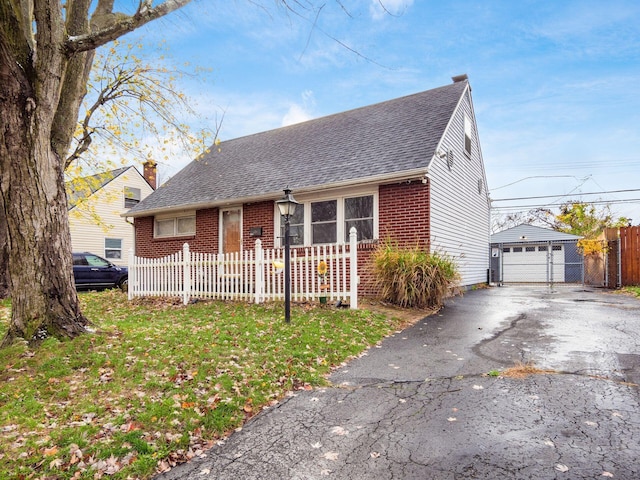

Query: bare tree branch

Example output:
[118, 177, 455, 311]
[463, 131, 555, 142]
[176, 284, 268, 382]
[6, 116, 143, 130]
[65, 0, 193, 54]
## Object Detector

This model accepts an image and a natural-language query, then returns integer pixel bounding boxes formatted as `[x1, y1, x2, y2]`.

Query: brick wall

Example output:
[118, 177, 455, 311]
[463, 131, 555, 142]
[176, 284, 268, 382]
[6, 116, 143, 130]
[133, 180, 430, 298]
[242, 201, 275, 250]
[134, 208, 219, 257]
[379, 181, 430, 248]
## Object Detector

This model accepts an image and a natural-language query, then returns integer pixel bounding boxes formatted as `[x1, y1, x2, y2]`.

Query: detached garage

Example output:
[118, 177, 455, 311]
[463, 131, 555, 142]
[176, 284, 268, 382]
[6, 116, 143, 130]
[490, 224, 582, 284]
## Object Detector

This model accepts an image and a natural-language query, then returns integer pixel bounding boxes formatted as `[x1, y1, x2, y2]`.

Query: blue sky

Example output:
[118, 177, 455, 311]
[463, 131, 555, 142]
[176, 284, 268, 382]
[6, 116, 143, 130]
[127, 0, 640, 224]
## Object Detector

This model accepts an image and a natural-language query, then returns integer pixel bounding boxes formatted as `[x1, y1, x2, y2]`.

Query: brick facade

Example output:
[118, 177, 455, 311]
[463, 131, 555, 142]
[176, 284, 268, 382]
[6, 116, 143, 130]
[133, 181, 430, 298]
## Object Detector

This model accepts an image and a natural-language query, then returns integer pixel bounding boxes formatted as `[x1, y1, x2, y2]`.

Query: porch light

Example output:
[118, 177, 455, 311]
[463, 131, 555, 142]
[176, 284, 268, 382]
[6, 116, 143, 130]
[276, 188, 299, 218]
[276, 188, 299, 323]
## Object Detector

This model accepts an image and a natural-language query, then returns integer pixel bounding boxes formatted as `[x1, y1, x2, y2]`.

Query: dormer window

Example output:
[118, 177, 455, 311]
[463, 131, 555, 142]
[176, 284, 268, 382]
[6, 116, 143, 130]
[124, 186, 141, 208]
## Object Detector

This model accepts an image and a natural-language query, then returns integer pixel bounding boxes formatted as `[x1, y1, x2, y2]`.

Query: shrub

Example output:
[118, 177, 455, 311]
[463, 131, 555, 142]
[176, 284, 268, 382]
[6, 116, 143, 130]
[372, 243, 460, 308]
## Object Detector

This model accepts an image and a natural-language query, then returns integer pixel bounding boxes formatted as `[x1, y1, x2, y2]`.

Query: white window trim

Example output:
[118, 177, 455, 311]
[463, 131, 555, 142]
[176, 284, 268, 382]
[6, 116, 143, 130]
[104, 238, 122, 260]
[275, 190, 378, 247]
[154, 211, 196, 238]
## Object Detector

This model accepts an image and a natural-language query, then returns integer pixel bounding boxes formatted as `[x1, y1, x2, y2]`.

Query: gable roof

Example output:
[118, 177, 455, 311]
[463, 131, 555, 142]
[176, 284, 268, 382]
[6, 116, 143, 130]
[127, 79, 470, 217]
[67, 167, 132, 210]
[491, 224, 582, 244]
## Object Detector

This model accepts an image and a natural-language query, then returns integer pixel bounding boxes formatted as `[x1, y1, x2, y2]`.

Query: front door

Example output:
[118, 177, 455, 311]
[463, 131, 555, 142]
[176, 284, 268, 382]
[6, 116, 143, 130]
[221, 208, 242, 253]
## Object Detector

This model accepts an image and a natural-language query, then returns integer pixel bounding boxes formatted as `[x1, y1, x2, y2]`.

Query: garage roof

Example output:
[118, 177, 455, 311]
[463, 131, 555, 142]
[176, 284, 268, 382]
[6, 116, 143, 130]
[491, 224, 581, 244]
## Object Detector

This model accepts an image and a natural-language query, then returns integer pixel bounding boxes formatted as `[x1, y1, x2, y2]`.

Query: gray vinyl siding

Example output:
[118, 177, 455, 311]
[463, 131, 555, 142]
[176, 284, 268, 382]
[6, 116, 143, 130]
[429, 88, 490, 286]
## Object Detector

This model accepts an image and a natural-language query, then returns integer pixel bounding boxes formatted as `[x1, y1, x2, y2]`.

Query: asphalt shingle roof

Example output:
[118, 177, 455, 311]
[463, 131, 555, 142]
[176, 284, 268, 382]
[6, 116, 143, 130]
[491, 224, 582, 243]
[128, 80, 468, 216]
[67, 167, 130, 209]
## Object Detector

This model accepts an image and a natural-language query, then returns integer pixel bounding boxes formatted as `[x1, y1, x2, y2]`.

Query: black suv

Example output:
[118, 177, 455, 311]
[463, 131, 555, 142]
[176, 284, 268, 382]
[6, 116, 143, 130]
[72, 252, 128, 291]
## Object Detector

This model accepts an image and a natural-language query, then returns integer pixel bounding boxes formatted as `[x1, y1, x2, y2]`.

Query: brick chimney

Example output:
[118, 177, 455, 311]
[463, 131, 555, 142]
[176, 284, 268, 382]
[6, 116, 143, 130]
[143, 160, 157, 190]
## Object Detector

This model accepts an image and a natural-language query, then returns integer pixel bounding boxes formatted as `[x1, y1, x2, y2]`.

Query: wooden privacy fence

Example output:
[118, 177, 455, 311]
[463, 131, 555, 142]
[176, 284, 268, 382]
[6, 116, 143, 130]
[128, 227, 359, 308]
[603, 226, 640, 287]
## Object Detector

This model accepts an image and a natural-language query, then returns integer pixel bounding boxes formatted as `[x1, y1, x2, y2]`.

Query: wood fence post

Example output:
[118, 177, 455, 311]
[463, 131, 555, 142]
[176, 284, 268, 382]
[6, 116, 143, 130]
[128, 248, 135, 301]
[183, 243, 190, 305]
[349, 227, 358, 309]
[255, 239, 263, 304]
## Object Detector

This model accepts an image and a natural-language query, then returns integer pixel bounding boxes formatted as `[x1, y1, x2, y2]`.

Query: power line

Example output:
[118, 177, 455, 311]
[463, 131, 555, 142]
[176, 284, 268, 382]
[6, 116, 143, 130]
[491, 198, 640, 212]
[491, 188, 640, 202]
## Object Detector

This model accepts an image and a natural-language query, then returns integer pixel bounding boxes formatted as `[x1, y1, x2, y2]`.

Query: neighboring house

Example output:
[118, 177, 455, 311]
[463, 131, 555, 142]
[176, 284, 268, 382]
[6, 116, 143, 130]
[68, 162, 157, 266]
[490, 224, 582, 284]
[126, 76, 490, 294]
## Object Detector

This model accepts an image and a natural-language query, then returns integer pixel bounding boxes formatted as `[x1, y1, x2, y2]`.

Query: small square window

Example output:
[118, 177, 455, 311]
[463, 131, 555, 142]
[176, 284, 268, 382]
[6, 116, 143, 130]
[105, 238, 122, 259]
[124, 187, 141, 208]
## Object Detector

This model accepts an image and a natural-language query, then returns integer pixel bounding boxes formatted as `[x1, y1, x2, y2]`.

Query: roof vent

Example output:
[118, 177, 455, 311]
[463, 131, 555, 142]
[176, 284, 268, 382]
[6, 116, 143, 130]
[451, 74, 468, 83]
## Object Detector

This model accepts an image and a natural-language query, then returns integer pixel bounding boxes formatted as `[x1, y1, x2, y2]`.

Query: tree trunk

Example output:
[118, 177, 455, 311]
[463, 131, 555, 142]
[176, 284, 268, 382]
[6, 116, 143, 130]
[0, 218, 8, 300]
[0, 33, 88, 346]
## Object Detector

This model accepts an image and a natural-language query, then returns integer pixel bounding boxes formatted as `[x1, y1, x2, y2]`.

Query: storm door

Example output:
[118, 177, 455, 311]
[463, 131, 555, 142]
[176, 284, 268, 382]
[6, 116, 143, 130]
[221, 208, 242, 253]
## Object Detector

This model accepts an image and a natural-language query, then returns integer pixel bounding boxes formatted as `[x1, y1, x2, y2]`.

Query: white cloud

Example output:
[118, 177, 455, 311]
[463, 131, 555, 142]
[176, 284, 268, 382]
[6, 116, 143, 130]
[370, 0, 414, 21]
[281, 90, 316, 127]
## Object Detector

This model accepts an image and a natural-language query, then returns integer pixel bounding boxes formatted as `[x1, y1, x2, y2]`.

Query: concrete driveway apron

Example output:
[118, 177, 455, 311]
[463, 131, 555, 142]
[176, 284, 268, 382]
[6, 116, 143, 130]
[156, 286, 640, 480]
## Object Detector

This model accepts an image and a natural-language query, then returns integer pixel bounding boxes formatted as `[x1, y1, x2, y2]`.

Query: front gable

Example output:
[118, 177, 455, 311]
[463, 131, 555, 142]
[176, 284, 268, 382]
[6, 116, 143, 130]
[132, 77, 490, 287]
[68, 166, 154, 265]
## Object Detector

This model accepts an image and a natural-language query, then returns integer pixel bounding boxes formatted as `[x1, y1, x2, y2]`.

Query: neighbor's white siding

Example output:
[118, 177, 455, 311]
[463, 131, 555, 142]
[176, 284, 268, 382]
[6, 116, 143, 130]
[429, 87, 490, 286]
[69, 168, 153, 266]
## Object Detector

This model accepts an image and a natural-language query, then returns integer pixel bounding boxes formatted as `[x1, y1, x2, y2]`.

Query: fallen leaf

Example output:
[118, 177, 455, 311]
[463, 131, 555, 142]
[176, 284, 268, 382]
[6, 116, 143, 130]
[323, 451, 339, 461]
[602, 472, 614, 477]
[43, 446, 59, 456]
[472, 385, 484, 390]
[555, 464, 569, 472]
[311, 442, 322, 449]
[331, 426, 349, 436]
[370, 452, 381, 458]
[447, 417, 457, 422]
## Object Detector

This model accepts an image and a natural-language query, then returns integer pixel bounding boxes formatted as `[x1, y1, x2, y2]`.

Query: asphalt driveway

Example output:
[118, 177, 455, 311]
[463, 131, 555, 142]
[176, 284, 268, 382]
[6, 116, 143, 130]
[156, 286, 640, 480]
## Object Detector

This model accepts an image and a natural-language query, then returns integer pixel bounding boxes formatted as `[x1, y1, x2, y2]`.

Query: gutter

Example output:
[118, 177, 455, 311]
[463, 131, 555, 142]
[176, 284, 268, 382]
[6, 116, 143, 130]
[122, 167, 430, 218]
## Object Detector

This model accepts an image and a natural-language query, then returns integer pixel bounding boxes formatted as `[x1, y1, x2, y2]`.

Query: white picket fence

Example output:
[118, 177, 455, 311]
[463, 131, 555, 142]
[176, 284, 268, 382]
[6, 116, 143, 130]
[128, 227, 359, 308]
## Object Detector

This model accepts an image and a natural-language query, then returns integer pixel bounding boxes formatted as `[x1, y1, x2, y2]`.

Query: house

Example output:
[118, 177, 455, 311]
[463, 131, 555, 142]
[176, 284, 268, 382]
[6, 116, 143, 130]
[490, 224, 582, 284]
[67, 162, 157, 266]
[126, 76, 490, 295]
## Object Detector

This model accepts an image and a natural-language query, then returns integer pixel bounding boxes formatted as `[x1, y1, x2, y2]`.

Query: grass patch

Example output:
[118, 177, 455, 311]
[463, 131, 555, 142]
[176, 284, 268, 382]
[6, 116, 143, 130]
[501, 361, 556, 379]
[622, 286, 640, 297]
[0, 290, 409, 479]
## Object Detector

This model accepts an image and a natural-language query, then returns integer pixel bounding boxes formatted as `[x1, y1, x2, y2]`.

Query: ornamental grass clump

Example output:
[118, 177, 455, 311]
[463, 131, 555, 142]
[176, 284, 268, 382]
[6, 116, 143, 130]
[372, 243, 460, 308]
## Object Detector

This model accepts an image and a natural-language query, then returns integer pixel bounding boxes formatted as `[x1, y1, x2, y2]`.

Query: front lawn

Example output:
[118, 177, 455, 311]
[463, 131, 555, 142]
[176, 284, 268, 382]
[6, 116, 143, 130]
[0, 291, 412, 479]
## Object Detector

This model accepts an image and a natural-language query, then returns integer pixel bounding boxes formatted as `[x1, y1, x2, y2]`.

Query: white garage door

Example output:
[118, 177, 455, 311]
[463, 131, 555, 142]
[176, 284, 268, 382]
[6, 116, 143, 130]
[502, 244, 565, 283]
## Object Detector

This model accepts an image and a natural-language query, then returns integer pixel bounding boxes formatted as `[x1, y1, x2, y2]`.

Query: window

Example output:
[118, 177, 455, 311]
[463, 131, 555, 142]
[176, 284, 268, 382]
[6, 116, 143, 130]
[278, 193, 376, 246]
[124, 187, 141, 208]
[464, 115, 472, 157]
[345, 195, 373, 242]
[513, 247, 522, 252]
[552, 245, 562, 251]
[85, 254, 110, 267]
[105, 238, 122, 260]
[154, 215, 196, 238]
[503, 247, 510, 253]
[280, 206, 305, 246]
[312, 200, 337, 244]
[538, 246, 548, 252]
[525, 246, 536, 252]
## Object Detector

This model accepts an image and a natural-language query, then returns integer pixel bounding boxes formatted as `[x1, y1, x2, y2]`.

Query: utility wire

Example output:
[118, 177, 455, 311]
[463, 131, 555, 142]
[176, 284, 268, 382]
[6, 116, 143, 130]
[492, 188, 640, 202]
